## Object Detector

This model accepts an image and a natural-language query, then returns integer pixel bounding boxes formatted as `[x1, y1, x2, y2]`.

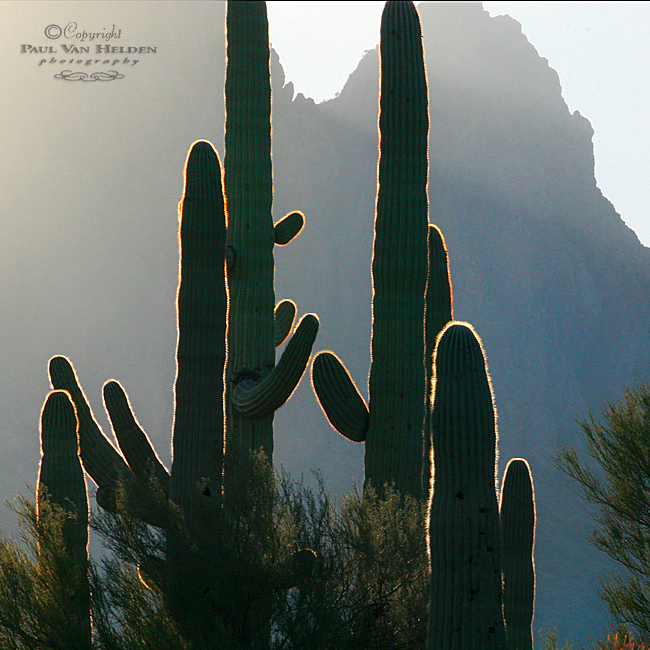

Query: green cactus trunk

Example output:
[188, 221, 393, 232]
[500, 458, 536, 650]
[427, 322, 506, 650]
[312, 0, 430, 501]
[166, 139, 228, 643]
[224, 0, 276, 463]
[172, 140, 227, 513]
[37, 390, 91, 650]
[223, 1, 317, 481]
[366, 0, 429, 500]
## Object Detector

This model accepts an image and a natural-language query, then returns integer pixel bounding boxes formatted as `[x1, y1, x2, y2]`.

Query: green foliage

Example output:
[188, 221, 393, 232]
[93, 466, 428, 650]
[0, 496, 92, 649]
[88, 560, 193, 650]
[92, 450, 300, 650]
[536, 628, 650, 650]
[556, 382, 650, 640]
[0, 496, 195, 650]
[275, 480, 429, 650]
[85, 467, 428, 650]
[537, 630, 573, 650]
[0, 464, 426, 649]
[335, 486, 429, 649]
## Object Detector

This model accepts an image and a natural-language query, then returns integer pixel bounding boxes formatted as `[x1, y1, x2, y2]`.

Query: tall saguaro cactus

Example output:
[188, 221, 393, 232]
[224, 0, 275, 461]
[166, 139, 227, 634]
[37, 390, 91, 649]
[224, 1, 318, 471]
[500, 458, 536, 650]
[366, 0, 430, 499]
[49, 140, 226, 644]
[312, 0, 437, 500]
[427, 321, 507, 650]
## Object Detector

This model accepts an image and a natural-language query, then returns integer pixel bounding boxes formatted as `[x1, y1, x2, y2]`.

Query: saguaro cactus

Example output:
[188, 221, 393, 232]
[312, 0, 434, 500]
[500, 458, 536, 650]
[37, 389, 91, 649]
[49, 139, 226, 643]
[427, 321, 506, 650]
[166, 139, 228, 635]
[49, 0, 318, 507]
[224, 0, 318, 472]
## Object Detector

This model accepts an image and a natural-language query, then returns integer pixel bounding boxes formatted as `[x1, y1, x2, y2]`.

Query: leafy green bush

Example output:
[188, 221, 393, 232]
[272, 476, 428, 650]
[557, 382, 650, 641]
[71, 464, 427, 649]
[0, 495, 193, 650]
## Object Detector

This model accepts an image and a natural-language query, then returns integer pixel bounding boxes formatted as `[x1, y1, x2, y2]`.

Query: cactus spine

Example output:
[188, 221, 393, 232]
[37, 390, 91, 649]
[500, 458, 536, 650]
[427, 322, 506, 650]
[313, 0, 440, 500]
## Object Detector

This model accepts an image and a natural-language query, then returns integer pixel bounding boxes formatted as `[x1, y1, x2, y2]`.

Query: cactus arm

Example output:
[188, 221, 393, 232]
[365, 0, 429, 499]
[500, 458, 536, 650]
[49, 355, 133, 489]
[232, 313, 319, 419]
[272, 548, 317, 590]
[137, 554, 166, 593]
[93, 482, 169, 529]
[274, 211, 304, 246]
[102, 380, 170, 496]
[37, 389, 91, 647]
[37, 390, 88, 544]
[311, 351, 369, 443]
[94, 483, 120, 514]
[427, 322, 507, 650]
[274, 300, 296, 347]
[425, 224, 453, 360]
[423, 224, 454, 492]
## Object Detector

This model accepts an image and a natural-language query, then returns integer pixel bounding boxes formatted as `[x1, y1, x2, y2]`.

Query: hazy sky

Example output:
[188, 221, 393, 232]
[266, 1, 650, 247]
[5, 1, 649, 248]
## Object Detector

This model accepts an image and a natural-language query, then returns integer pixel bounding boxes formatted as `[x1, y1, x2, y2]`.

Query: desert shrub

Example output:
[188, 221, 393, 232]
[273, 474, 428, 650]
[557, 382, 650, 641]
